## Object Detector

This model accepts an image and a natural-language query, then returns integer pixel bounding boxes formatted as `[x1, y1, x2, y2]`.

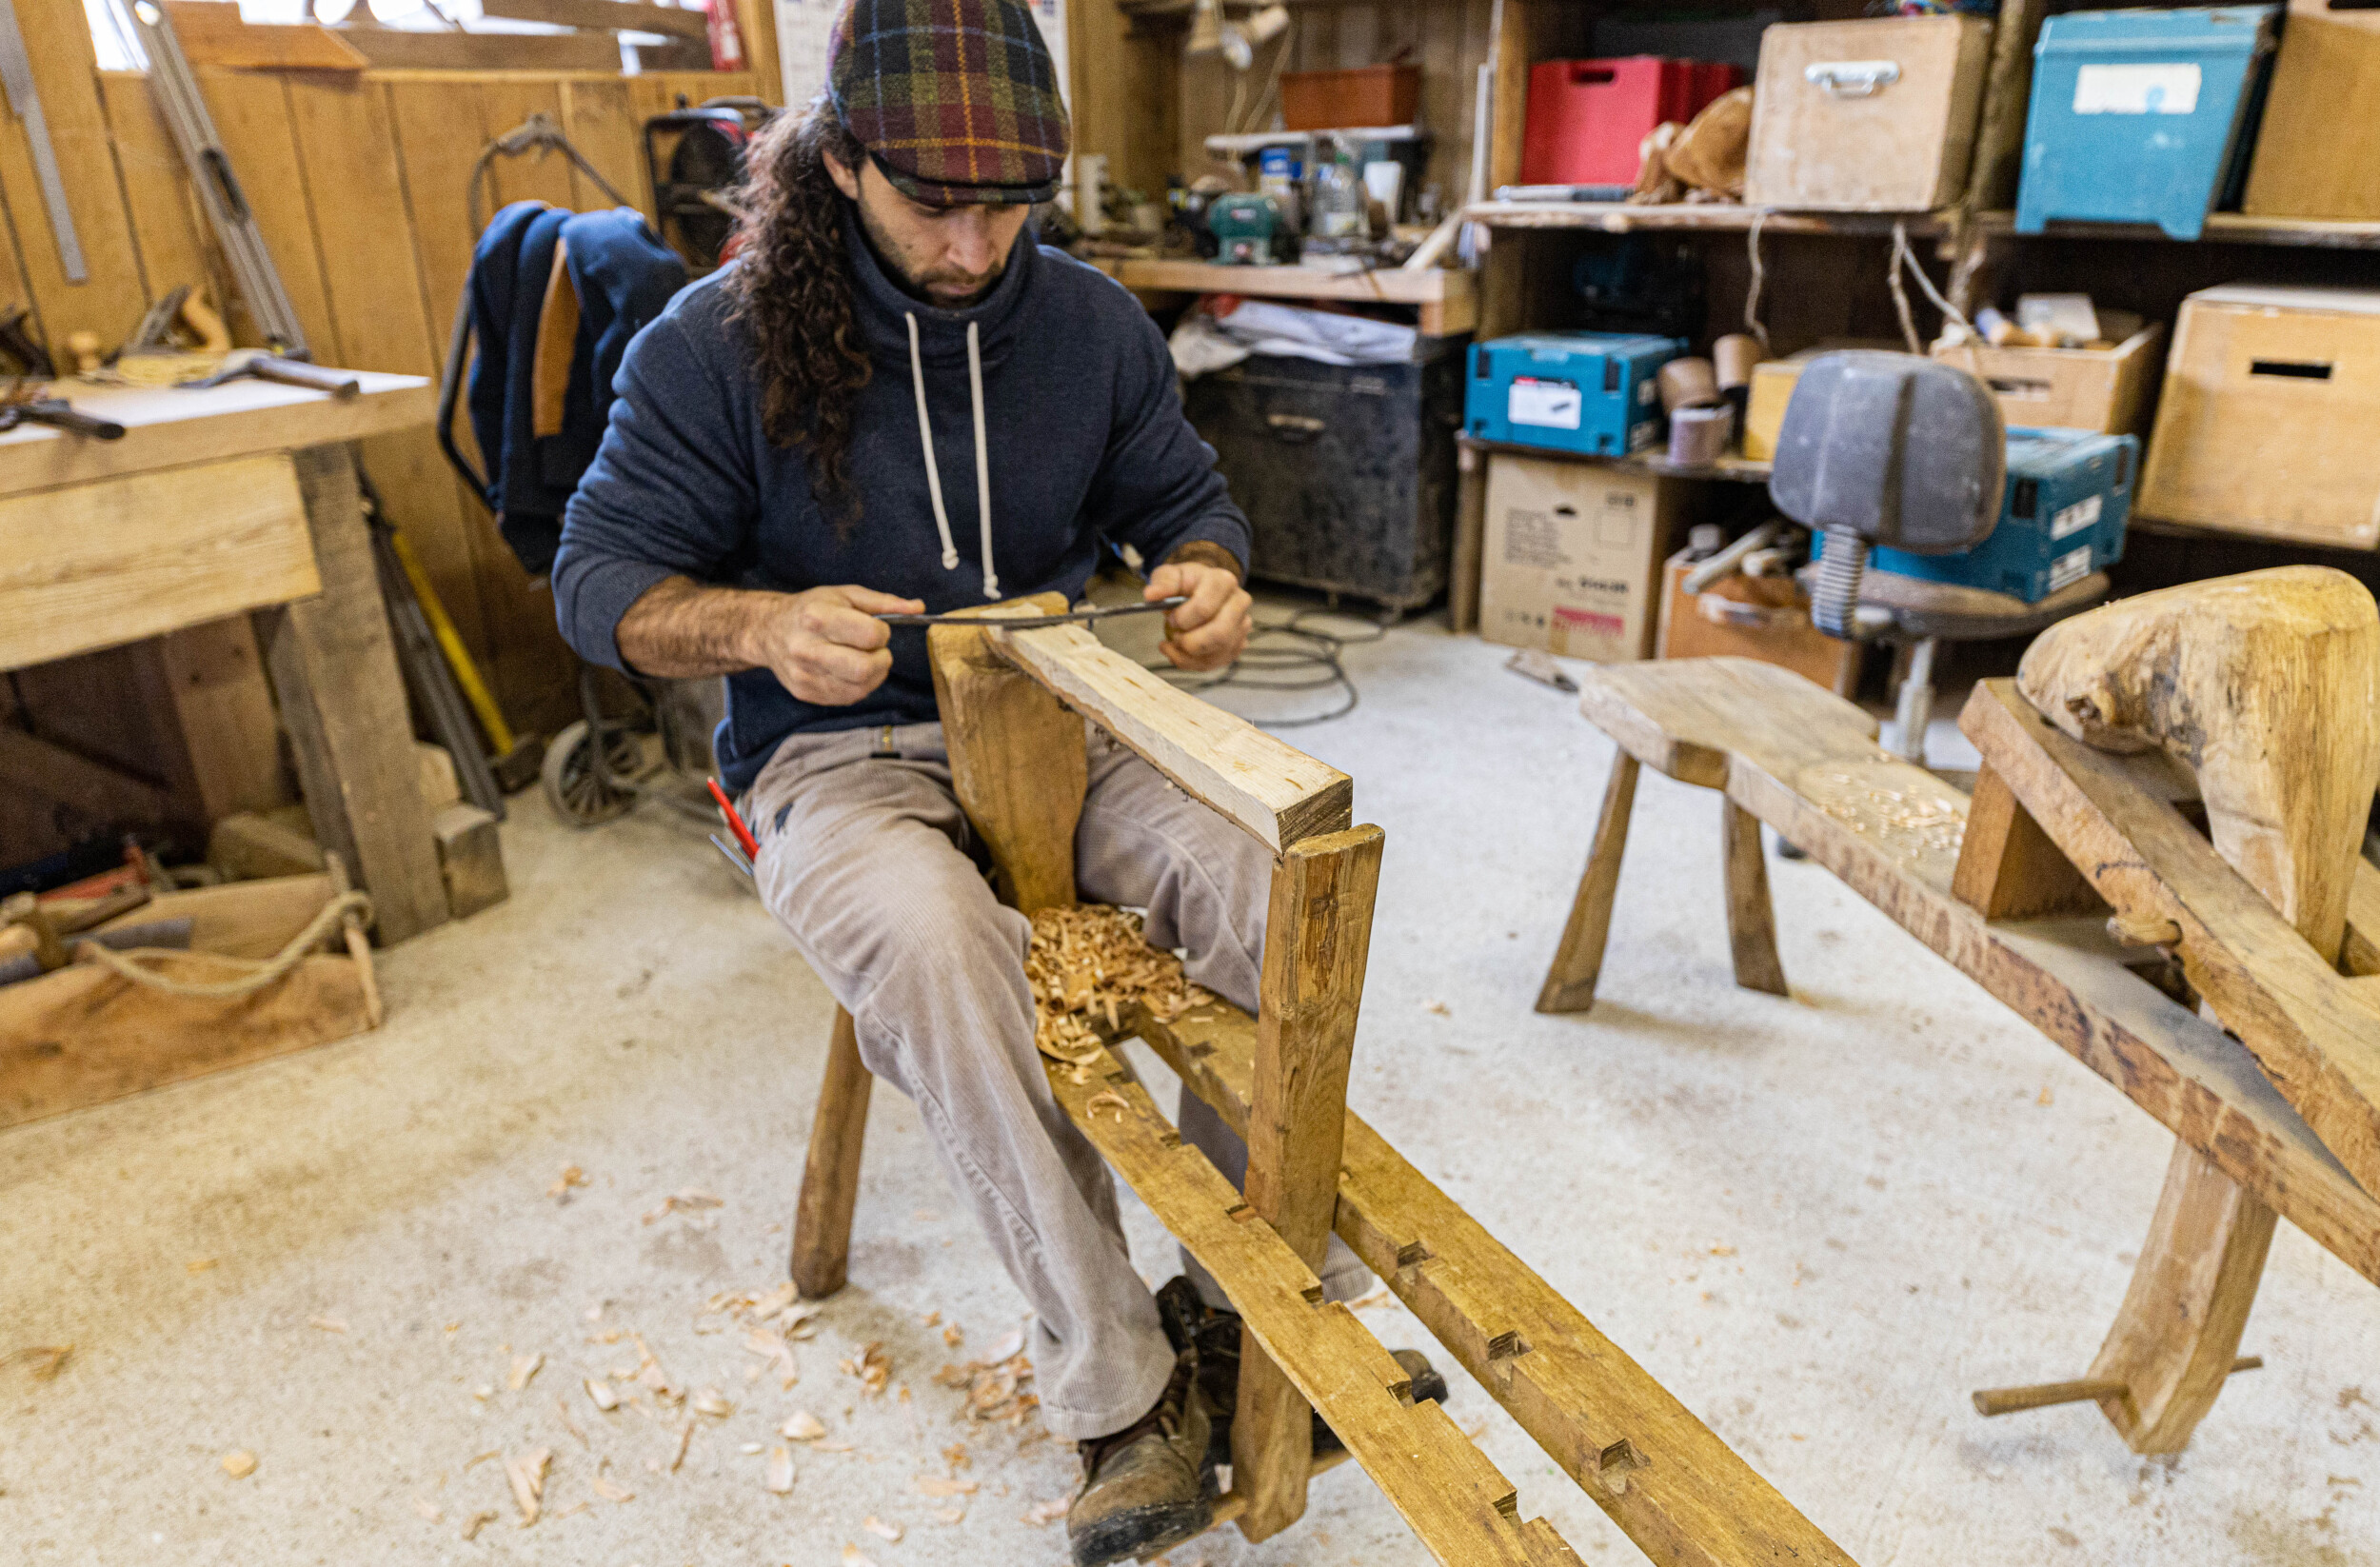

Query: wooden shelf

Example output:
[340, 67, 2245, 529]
[1458, 433, 1772, 485]
[1462, 201, 1954, 238]
[1090, 258, 1476, 334]
[1972, 210, 2380, 249]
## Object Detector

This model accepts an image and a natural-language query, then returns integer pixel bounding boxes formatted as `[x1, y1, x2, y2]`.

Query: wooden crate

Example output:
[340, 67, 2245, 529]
[1931, 324, 2168, 437]
[1744, 15, 1994, 212]
[1654, 554, 1858, 694]
[2243, 0, 2380, 221]
[2139, 285, 2380, 549]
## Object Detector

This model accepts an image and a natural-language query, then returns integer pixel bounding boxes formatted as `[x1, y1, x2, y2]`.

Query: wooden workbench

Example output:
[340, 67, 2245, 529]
[0, 372, 450, 943]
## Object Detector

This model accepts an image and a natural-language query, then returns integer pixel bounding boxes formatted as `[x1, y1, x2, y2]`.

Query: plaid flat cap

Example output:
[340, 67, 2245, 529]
[829, 0, 1071, 207]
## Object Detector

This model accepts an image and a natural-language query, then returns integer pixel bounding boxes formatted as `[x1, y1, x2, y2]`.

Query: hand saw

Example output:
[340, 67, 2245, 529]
[877, 596, 1187, 629]
[0, 0, 84, 283]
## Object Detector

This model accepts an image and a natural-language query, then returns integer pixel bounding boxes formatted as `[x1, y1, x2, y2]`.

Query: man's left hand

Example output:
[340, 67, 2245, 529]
[1147, 550, 1252, 672]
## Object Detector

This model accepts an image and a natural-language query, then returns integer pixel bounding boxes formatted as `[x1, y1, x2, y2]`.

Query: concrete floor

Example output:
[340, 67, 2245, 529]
[7, 606, 2379, 1567]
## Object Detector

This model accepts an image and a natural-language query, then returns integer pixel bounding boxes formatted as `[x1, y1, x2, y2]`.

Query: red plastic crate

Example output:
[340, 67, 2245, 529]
[1519, 57, 1745, 188]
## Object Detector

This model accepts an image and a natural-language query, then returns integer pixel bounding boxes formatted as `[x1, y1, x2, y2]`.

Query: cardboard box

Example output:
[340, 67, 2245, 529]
[1479, 455, 1681, 660]
[1930, 324, 2167, 436]
[1741, 340, 1906, 461]
[2245, 0, 2380, 220]
[1656, 554, 1859, 694]
[2140, 284, 2380, 549]
[1744, 16, 1994, 211]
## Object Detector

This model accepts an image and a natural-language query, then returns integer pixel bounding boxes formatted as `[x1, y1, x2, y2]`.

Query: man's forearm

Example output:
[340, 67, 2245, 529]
[614, 575, 789, 678]
[1165, 539, 1244, 581]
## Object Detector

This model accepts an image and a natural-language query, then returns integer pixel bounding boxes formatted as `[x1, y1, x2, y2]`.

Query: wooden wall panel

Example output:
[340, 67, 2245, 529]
[96, 73, 222, 324]
[561, 79, 646, 212]
[0, 0, 149, 347]
[193, 71, 339, 355]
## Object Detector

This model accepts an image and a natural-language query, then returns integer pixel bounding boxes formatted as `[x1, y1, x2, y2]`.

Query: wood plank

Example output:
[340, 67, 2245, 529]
[1963, 679, 2380, 1204]
[1236, 823, 1384, 1540]
[1951, 761, 2105, 921]
[1574, 658, 2380, 1287]
[558, 78, 646, 215]
[2346, 858, 2380, 979]
[480, 0, 712, 40]
[990, 621, 1352, 854]
[1720, 799, 1788, 996]
[925, 594, 1086, 914]
[0, 951, 370, 1129]
[96, 73, 219, 324]
[335, 26, 626, 72]
[0, 454, 317, 670]
[0, 723, 177, 841]
[160, 3, 369, 69]
[254, 445, 448, 944]
[155, 616, 292, 821]
[0, 374, 431, 499]
[1043, 1036, 1579, 1567]
[1132, 1000, 1859, 1567]
[433, 803, 506, 918]
[1100, 259, 1472, 333]
[1535, 752, 1636, 1014]
[190, 70, 340, 355]
[0, 0, 151, 349]
[93, 873, 338, 961]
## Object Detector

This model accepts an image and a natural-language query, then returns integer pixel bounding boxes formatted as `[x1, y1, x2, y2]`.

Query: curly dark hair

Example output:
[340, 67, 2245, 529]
[724, 95, 873, 523]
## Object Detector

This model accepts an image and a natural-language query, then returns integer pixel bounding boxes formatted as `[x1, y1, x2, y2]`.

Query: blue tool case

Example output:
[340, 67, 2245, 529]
[1873, 426, 2139, 603]
[2014, 5, 2279, 241]
[1465, 331, 1685, 457]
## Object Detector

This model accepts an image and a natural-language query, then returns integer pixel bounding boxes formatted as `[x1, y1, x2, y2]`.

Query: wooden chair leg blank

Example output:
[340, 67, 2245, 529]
[1720, 800, 1789, 997]
[1234, 825, 1386, 1544]
[1973, 1356, 2261, 1418]
[791, 1007, 871, 1299]
[1537, 753, 1639, 1015]
[2085, 1138, 2278, 1454]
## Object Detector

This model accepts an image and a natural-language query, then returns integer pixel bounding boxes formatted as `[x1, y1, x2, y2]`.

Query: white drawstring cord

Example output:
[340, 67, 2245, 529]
[966, 321, 997, 599]
[905, 312, 961, 571]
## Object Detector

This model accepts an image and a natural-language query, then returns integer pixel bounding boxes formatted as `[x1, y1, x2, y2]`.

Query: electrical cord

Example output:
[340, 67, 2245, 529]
[1146, 605, 1391, 728]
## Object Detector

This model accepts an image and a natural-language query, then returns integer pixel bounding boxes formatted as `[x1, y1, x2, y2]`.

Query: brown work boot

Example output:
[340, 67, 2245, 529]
[1066, 1350, 1213, 1567]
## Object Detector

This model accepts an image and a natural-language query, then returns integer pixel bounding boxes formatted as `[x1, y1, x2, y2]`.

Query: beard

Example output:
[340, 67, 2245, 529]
[852, 195, 1008, 307]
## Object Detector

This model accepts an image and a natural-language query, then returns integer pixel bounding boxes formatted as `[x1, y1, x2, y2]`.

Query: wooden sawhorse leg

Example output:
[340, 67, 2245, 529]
[792, 1007, 870, 1299]
[1537, 754, 1637, 1014]
[1722, 800, 1788, 997]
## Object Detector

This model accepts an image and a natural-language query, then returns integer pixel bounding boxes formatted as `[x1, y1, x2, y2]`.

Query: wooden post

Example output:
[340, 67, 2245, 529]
[1537, 754, 1638, 1014]
[1720, 800, 1788, 996]
[1234, 824, 1386, 1542]
[927, 599, 1086, 914]
[791, 1008, 871, 1299]
[1950, 762, 2105, 920]
[253, 445, 447, 944]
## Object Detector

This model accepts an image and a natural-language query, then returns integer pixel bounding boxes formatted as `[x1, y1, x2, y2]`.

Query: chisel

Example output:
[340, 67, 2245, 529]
[0, 0, 85, 283]
[877, 596, 1187, 628]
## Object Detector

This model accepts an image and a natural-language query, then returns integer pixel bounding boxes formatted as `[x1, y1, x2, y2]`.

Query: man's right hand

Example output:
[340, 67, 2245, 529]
[754, 585, 926, 705]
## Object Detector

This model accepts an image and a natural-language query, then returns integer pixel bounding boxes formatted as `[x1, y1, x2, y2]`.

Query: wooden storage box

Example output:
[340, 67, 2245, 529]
[1656, 553, 1859, 695]
[1743, 15, 1994, 211]
[1741, 340, 1905, 460]
[1280, 65, 1421, 131]
[2139, 285, 2380, 548]
[1478, 455, 1682, 660]
[1931, 324, 2168, 437]
[2244, 0, 2380, 219]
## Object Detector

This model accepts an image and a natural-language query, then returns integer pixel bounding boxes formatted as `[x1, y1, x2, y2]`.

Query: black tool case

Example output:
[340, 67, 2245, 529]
[1182, 337, 1464, 611]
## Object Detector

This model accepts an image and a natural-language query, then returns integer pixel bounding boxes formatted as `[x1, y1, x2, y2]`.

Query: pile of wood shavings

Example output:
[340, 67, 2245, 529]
[1025, 904, 1213, 1067]
[1807, 769, 1968, 864]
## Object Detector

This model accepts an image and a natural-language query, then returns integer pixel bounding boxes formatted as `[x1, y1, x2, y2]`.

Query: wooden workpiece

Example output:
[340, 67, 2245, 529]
[1548, 658, 2380, 1290]
[925, 594, 1086, 914]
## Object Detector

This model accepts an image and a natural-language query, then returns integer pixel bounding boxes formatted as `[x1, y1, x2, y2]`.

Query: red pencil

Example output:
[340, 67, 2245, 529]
[706, 777, 760, 861]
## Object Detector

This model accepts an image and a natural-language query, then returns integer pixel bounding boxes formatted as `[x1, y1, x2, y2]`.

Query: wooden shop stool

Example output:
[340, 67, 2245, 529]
[786, 595, 1857, 1566]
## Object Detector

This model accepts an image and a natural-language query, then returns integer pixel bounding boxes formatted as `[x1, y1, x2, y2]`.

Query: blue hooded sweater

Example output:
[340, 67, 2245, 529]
[552, 216, 1252, 794]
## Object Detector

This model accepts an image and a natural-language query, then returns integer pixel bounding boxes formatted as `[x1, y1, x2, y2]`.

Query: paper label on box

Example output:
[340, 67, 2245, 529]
[2073, 63, 2201, 115]
[1508, 377, 1582, 429]
[2051, 493, 2103, 540]
[2050, 544, 2094, 591]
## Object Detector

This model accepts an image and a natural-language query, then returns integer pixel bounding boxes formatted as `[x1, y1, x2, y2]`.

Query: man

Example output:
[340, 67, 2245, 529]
[553, 3, 1424, 1559]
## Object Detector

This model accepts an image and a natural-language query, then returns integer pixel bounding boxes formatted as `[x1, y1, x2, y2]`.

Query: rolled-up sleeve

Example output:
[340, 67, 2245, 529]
[553, 310, 758, 670]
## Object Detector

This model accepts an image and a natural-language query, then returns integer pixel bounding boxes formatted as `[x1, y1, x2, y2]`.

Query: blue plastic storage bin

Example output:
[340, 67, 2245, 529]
[2015, 6, 2278, 241]
[1874, 426, 2137, 603]
[1465, 332, 1685, 457]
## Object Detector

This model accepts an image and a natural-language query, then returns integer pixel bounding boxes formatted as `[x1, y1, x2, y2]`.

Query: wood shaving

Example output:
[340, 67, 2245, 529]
[1026, 903, 1213, 1064]
[1807, 768, 1967, 866]
[583, 1377, 620, 1412]
[743, 1326, 799, 1389]
[667, 1418, 693, 1473]
[942, 1324, 963, 1348]
[942, 1442, 971, 1471]
[1084, 1090, 1130, 1121]
[505, 1446, 551, 1524]
[764, 1445, 795, 1495]
[591, 1473, 634, 1503]
[641, 1188, 725, 1225]
[782, 1410, 826, 1440]
[1421, 998, 1451, 1016]
[933, 1505, 967, 1524]
[842, 1547, 880, 1567]
[464, 1449, 501, 1469]
[912, 1474, 980, 1497]
[461, 1509, 499, 1540]
[932, 1345, 1039, 1426]
[307, 1316, 349, 1334]
[186, 1259, 217, 1274]
[691, 1388, 733, 1418]
[632, 1337, 683, 1403]
[13, 1345, 70, 1380]
[506, 1353, 543, 1392]
[1022, 1496, 1071, 1526]
[840, 1341, 890, 1397]
[220, 1449, 257, 1478]
[863, 1515, 904, 1541]
[548, 1500, 589, 1520]
[547, 1165, 588, 1199]
[918, 1309, 941, 1326]
[554, 1398, 587, 1449]
[412, 1496, 443, 1522]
